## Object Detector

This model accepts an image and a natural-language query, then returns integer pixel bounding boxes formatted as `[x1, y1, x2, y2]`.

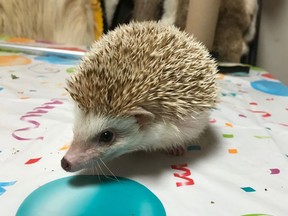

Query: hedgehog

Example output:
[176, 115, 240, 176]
[61, 21, 218, 172]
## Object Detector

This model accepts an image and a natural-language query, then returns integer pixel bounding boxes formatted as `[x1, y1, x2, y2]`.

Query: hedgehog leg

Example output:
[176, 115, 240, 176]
[165, 145, 187, 156]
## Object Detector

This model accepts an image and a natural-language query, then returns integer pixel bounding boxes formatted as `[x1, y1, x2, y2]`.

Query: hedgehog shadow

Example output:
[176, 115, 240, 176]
[91, 125, 221, 179]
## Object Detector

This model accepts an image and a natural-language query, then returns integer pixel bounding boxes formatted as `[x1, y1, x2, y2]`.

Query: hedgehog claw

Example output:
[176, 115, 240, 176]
[166, 146, 186, 156]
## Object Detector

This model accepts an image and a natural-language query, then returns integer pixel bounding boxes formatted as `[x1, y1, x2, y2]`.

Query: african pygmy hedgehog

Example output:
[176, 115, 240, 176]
[61, 21, 218, 172]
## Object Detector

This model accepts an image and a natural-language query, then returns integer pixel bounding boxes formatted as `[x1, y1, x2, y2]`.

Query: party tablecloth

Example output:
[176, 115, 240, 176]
[0, 42, 288, 216]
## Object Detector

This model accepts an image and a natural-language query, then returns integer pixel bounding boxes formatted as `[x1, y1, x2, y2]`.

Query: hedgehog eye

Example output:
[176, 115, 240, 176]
[99, 130, 115, 144]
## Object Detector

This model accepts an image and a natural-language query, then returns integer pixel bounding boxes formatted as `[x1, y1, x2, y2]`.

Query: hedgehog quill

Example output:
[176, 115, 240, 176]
[61, 21, 218, 172]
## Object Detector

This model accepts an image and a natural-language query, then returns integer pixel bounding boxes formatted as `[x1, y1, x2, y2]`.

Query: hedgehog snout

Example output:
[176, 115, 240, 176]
[61, 155, 83, 172]
[61, 157, 72, 172]
[61, 143, 90, 172]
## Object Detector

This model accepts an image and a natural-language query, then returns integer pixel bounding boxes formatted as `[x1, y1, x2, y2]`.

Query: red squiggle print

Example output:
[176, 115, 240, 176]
[247, 109, 271, 118]
[171, 163, 195, 187]
[12, 99, 63, 141]
[12, 118, 44, 141]
[272, 122, 288, 127]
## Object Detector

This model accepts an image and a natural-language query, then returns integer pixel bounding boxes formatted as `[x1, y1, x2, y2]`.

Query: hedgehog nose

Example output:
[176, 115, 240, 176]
[61, 157, 72, 172]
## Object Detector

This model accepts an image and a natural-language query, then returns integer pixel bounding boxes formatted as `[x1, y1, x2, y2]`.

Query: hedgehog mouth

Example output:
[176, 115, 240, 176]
[63, 144, 135, 172]
[62, 144, 106, 172]
[65, 156, 105, 172]
[71, 155, 114, 174]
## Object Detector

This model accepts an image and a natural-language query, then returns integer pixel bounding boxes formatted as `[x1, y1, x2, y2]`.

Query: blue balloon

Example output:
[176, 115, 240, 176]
[17, 175, 166, 216]
[251, 80, 288, 96]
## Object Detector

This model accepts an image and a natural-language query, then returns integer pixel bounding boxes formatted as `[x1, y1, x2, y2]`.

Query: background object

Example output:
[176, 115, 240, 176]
[257, 0, 288, 85]
[185, 0, 221, 50]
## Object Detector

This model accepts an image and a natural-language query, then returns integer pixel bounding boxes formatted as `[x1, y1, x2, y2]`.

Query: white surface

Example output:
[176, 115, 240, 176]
[0, 52, 288, 216]
[257, 0, 288, 85]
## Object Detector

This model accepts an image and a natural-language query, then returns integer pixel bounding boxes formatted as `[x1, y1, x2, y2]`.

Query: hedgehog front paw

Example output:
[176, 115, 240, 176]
[165, 145, 186, 156]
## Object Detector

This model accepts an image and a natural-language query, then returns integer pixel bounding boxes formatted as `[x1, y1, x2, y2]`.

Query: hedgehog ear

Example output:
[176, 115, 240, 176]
[127, 107, 155, 127]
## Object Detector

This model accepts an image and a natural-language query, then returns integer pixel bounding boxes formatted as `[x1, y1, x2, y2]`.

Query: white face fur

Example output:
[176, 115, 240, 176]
[62, 106, 209, 172]
[62, 106, 144, 172]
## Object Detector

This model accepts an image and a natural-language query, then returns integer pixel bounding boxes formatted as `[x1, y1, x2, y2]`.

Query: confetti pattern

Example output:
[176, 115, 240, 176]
[187, 145, 202, 151]
[241, 214, 272, 216]
[239, 114, 247, 118]
[228, 149, 238, 154]
[35, 56, 79, 65]
[241, 187, 256, 192]
[0, 181, 17, 195]
[223, 134, 234, 138]
[269, 168, 280, 175]
[254, 136, 271, 139]
[25, 157, 42, 165]
[59, 144, 70, 151]
[0, 55, 32, 66]
[225, 123, 233, 127]
[248, 109, 271, 118]
[1, 40, 288, 215]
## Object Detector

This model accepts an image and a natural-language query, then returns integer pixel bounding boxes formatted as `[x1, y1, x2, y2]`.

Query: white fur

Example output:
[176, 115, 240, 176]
[244, 0, 258, 40]
[103, 0, 119, 28]
[242, 0, 259, 55]
[64, 106, 209, 171]
[136, 111, 209, 151]
[161, 0, 178, 25]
